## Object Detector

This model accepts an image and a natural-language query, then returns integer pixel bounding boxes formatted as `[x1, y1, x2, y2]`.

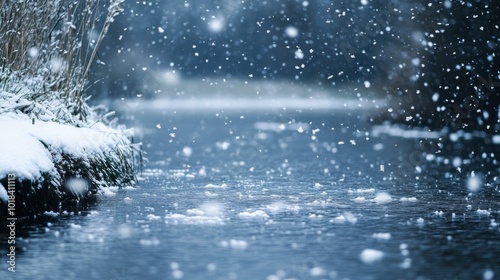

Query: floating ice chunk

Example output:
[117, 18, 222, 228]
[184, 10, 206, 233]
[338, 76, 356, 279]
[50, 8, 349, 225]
[221, 239, 248, 250]
[332, 215, 346, 224]
[353, 197, 366, 203]
[434, 210, 444, 217]
[372, 233, 391, 240]
[70, 223, 82, 229]
[360, 249, 384, 264]
[416, 218, 425, 225]
[400, 197, 418, 202]
[492, 135, 500, 144]
[374, 192, 392, 204]
[348, 188, 376, 193]
[313, 182, 323, 188]
[265, 202, 300, 213]
[309, 213, 323, 219]
[238, 210, 269, 219]
[43, 211, 59, 217]
[477, 209, 491, 215]
[200, 202, 224, 216]
[331, 212, 357, 224]
[204, 183, 227, 189]
[147, 214, 161, 220]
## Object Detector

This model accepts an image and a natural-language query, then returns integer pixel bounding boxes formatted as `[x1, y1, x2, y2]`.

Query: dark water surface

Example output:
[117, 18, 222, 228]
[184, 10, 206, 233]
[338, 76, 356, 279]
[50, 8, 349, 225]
[1, 104, 499, 280]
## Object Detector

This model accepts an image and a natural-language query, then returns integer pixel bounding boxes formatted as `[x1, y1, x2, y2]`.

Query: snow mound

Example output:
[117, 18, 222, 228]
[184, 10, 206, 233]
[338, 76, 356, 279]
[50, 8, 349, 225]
[0, 113, 127, 181]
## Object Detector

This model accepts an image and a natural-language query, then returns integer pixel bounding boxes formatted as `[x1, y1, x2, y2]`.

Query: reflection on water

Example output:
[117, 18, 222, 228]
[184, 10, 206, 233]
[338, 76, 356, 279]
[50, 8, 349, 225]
[1, 106, 499, 280]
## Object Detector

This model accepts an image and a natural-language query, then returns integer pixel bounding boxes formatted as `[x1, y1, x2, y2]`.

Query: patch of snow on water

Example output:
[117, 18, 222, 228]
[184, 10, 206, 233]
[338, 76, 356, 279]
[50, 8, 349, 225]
[360, 249, 384, 264]
[372, 233, 392, 240]
[238, 210, 269, 219]
[165, 202, 225, 225]
[400, 197, 418, 202]
[204, 183, 228, 189]
[220, 239, 248, 250]
[265, 202, 301, 213]
[374, 192, 392, 204]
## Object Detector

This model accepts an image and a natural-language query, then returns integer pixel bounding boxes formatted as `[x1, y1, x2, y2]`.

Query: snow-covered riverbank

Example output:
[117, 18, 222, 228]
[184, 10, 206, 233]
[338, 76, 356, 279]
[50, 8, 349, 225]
[0, 112, 136, 220]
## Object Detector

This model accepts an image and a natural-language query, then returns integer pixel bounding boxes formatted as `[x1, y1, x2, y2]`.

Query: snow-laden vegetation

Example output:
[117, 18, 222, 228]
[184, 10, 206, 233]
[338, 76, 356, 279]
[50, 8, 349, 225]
[0, 0, 137, 220]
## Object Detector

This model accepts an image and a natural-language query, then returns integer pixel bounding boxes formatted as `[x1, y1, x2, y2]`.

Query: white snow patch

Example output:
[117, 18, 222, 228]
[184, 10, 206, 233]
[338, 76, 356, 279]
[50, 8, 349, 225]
[372, 233, 391, 240]
[374, 192, 392, 204]
[0, 183, 7, 202]
[220, 239, 248, 250]
[204, 183, 227, 189]
[146, 214, 161, 220]
[265, 202, 300, 213]
[476, 209, 491, 216]
[238, 210, 269, 219]
[353, 197, 366, 203]
[0, 113, 128, 181]
[400, 197, 418, 202]
[331, 212, 357, 224]
[360, 249, 384, 264]
[348, 188, 376, 194]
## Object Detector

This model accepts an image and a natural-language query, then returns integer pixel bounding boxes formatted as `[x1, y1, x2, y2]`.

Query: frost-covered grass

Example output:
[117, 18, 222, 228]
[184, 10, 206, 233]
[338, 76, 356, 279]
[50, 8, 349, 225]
[0, 0, 136, 221]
